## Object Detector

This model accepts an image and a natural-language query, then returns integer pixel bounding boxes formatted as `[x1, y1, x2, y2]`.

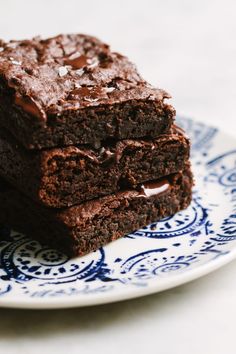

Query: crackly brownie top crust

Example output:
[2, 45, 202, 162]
[0, 34, 170, 122]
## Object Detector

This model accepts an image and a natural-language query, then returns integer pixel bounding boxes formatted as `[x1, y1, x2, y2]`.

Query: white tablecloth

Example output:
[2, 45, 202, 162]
[0, 1, 236, 353]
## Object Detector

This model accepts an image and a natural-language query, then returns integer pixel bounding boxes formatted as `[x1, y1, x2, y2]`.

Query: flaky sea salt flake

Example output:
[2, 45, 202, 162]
[58, 66, 68, 77]
[74, 83, 82, 89]
[10, 57, 21, 65]
[105, 87, 115, 93]
[75, 68, 84, 76]
[84, 97, 99, 103]
[87, 58, 99, 69]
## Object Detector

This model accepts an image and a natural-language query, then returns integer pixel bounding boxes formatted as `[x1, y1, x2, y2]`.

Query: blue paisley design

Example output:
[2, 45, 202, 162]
[130, 197, 208, 239]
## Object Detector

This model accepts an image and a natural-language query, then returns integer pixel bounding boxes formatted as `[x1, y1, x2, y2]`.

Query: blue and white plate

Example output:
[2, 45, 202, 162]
[0, 117, 236, 309]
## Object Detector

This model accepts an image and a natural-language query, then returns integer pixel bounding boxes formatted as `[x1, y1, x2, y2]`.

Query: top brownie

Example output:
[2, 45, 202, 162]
[0, 34, 175, 149]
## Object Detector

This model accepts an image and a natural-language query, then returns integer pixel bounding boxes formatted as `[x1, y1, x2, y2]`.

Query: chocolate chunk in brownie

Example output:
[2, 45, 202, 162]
[0, 166, 193, 257]
[0, 34, 175, 149]
[0, 125, 189, 208]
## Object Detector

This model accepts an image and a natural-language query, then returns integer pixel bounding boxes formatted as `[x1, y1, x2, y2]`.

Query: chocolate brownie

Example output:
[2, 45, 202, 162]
[0, 34, 175, 149]
[0, 125, 190, 208]
[0, 166, 193, 257]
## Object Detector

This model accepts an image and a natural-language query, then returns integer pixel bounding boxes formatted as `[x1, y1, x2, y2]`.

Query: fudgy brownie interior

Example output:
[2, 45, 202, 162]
[0, 125, 190, 207]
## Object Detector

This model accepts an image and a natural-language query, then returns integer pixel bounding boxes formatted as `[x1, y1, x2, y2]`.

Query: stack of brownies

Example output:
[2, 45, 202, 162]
[0, 34, 193, 257]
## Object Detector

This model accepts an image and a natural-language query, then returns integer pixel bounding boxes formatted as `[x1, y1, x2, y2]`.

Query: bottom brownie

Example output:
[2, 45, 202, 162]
[0, 166, 193, 257]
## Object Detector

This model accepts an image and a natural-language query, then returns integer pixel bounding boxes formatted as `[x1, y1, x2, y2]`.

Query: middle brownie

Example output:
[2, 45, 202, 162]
[0, 125, 189, 208]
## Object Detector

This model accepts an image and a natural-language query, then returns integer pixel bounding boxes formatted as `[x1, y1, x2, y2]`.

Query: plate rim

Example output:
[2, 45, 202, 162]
[1, 248, 236, 309]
